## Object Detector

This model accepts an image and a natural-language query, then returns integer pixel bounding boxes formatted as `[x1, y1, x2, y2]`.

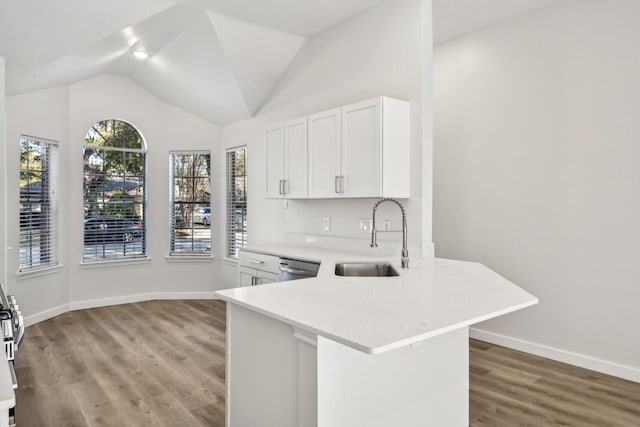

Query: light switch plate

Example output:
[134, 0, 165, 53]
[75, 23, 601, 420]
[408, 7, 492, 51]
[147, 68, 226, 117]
[323, 216, 331, 231]
[359, 218, 372, 232]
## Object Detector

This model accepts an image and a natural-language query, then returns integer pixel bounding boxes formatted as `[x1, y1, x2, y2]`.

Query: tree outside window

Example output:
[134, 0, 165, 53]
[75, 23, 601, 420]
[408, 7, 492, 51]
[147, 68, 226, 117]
[227, 147, 247, 258]
[83, 119, 146, 261]
[170, 151, 211, 255]
[19, 136, 59, 270]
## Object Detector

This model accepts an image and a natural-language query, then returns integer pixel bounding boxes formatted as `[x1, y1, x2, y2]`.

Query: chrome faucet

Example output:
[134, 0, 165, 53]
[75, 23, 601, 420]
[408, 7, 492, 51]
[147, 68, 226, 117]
[370, 198, 409, 268]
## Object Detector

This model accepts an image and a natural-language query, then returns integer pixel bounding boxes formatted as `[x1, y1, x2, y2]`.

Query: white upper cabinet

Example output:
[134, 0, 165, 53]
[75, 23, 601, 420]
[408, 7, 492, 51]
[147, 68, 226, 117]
[268, 96, 410, 200]
[265, 118, 309, 199]
[284, 117, 308, 198]
[308, 97, 410, 199]
[308, 108, 342, 198]
[341, 98, 382, 198]
[265, 124, 285, 198]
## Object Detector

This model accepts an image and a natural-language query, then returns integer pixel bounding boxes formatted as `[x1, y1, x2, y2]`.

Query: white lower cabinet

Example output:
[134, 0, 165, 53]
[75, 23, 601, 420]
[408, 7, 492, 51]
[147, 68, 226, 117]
[237, 250, 280, 286]
[226, 304, 469, 427]
[238, 266, 279, 286]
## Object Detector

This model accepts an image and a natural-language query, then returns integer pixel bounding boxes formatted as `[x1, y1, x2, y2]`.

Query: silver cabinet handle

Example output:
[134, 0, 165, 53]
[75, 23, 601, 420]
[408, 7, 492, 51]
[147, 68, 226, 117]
[247, 259, 265, 264]
[282, 179, 288, 195]
[279, 180, 284, 195]
[251, 276, 257, 286]
[335, 176, 345, 193]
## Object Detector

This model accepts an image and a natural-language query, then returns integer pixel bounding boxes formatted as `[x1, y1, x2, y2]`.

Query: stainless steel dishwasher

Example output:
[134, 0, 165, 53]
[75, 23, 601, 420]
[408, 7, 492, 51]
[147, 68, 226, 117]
[278, 257, 320, 281]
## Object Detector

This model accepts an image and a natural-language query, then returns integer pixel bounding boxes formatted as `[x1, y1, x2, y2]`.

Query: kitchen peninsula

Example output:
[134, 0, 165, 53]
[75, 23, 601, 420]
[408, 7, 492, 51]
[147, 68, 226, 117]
[215, 245, 538, 427]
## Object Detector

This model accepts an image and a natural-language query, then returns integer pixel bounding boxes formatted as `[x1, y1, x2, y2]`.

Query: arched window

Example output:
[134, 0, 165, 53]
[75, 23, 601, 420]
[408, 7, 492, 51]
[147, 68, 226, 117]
[83, 119, 146, 261]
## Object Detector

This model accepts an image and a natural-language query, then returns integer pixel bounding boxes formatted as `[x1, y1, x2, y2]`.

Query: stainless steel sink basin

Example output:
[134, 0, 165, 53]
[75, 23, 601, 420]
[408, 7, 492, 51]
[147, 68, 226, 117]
[335, 262, 399, 277]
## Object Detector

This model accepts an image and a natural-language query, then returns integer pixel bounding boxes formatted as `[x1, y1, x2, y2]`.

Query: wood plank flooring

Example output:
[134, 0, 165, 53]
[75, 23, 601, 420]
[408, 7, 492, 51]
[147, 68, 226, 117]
[13, 300, 640, 426]
[15, 300, 227, 427]
[469, 339, 640, 426]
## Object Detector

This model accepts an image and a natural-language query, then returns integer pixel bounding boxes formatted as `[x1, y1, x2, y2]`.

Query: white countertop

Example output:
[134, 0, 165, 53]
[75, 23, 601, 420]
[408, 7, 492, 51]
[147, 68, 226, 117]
[215, 244, 538, 354]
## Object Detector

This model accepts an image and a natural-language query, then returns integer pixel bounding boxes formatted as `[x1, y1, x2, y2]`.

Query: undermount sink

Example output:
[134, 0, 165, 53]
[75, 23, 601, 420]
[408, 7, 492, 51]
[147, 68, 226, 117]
[335, 262, 399, 277]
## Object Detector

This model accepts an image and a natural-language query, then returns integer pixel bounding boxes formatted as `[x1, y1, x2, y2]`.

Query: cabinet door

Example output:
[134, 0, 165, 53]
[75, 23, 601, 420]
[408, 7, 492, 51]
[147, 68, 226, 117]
[341, 99, 382, 198]
[238, 266, 256, 287]
[308, 108, 342, 198]
[266, 125, 284, 198]
[284, 117, 308, 198]
[257, 270, 280, 285]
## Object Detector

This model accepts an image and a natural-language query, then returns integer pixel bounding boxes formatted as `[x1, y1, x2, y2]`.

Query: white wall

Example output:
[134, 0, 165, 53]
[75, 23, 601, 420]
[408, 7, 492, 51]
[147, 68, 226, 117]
[220, 0, 430, 287]
[5, 74, 223, 323]
[434, 0, 640, 380]
[0, 57, 6, 288]
[5, 86, 71, 315]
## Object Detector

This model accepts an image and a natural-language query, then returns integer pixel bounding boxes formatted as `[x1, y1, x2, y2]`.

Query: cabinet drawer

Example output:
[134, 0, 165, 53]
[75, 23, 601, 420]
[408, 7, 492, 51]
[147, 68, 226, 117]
[238, 250, 280, 274]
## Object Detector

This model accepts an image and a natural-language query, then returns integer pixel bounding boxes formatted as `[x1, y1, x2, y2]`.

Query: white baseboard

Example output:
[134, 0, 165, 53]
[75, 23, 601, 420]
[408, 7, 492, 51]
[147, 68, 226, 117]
[470, 327, 640, 384]
[24, 303, 70, 327]
[25, 291, 222, 327]
[154, 291, 218, 300]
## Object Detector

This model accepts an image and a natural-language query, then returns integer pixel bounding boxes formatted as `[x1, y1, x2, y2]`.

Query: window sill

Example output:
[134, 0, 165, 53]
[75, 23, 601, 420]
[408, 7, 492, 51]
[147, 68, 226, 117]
[80, 257, 151, 269]
[18, 264, 64, 280]
[165, 255, 214, 263]
[223, 257, 239, 266]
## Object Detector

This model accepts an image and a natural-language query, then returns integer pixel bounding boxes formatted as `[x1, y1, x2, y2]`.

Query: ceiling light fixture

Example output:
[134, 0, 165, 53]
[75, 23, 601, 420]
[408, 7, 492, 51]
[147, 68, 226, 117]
[132, 50, 150, 60]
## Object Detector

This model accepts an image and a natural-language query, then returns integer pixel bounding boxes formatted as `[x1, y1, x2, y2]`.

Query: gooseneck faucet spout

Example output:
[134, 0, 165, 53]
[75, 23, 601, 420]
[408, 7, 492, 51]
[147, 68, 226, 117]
[370, 198, 409, 268]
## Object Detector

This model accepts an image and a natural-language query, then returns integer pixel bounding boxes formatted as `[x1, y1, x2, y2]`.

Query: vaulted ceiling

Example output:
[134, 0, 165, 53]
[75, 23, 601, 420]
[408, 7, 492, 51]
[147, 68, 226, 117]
[0, 0, 562, 125]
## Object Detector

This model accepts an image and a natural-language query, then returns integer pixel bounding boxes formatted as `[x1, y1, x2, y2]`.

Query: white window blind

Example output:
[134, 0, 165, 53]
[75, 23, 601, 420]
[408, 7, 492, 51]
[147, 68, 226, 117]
[226, 147, 247, 258]
[83, 119, 147, 262]
[169, 151, 211, 255]
[19, 136, 60, 271]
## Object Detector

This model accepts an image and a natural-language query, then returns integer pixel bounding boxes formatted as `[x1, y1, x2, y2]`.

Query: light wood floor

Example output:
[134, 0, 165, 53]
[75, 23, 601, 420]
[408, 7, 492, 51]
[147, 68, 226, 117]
[15, 300, 227, 427]
[14, 300, 640, 426]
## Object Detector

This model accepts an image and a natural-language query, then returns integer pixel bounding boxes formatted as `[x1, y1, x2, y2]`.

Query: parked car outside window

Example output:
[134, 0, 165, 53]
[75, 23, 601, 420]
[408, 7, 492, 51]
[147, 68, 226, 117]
[84, 217, 142, 244]
[194, 206, 211, 225]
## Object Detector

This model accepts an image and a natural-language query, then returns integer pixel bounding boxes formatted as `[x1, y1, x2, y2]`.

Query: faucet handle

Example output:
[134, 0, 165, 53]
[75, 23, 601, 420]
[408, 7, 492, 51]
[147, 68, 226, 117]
[401, 249, 409, 269]
[401, 256, 409, 269]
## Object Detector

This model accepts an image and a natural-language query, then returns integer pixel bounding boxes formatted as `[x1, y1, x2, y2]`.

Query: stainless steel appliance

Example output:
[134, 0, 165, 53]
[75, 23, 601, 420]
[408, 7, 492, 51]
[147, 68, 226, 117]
[278, 258, 320, 282]
[0, 284, 24, 427]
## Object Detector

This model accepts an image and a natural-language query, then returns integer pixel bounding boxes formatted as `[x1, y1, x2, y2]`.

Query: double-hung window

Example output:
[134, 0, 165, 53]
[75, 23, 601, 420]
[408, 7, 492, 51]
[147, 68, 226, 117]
[226, 146, 247, 258]
[169, 151, 211, 255]
[19, 136, 59, 271]
[83, 119, 146, 262]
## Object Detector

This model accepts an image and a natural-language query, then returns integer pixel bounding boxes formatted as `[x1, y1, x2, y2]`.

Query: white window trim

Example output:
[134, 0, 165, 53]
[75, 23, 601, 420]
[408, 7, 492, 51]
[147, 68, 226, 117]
[168, 150, 212, 257]
[80, 257, 152, 269]
[18, 264, 64, 280]
[19, 135, 60, 271]
[164, 254, 214, 263]
[82, 119, 148, 263]
[226, 146, 247, 259]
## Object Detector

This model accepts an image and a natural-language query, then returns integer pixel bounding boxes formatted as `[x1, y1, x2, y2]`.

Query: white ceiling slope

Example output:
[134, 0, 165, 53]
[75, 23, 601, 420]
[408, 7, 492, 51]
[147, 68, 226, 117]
[0, 0, 563, 125]
[433, 0, 563, 44]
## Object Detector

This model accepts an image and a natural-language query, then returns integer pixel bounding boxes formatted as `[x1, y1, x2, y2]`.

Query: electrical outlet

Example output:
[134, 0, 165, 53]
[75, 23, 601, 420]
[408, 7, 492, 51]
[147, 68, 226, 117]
[360, 218, 372, 232]
[283, 199, 288, 209]
[323, 216, 331, 231]
[383, 220, 391, 231]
